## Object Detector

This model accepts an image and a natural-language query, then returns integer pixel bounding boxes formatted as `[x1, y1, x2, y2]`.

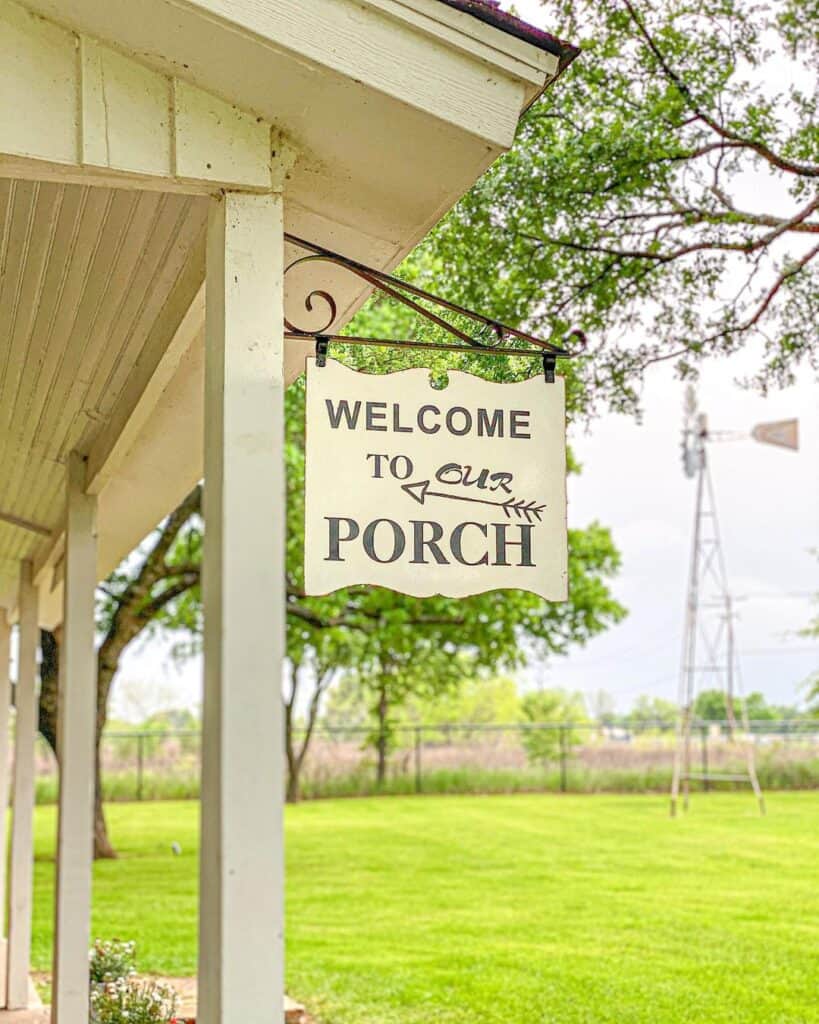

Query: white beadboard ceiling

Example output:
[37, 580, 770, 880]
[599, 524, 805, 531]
[0, 181, 207, 604]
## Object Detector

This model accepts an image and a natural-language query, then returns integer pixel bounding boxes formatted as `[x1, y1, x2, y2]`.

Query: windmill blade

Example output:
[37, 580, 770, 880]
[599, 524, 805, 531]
[751, 419, 799, 451]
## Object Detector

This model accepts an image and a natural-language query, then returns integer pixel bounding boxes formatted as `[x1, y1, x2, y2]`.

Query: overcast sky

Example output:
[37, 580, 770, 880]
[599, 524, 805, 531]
[110, 0, 818, 721]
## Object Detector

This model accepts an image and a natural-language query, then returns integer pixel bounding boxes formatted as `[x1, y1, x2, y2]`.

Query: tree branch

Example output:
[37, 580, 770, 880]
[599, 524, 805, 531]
[621, 0, 819, 179]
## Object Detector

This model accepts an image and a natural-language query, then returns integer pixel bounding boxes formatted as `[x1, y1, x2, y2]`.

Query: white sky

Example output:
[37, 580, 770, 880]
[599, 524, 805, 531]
[553, 355, 818, 710]
[110, 1, 819, 721]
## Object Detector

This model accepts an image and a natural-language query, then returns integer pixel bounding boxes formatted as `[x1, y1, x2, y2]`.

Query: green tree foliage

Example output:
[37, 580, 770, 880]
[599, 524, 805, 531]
[404, 675, 522, 728]
[519, 687, 588, 765]
[589, 689, 618, 726]
[692, 688, 797, 723]
[806, 678, 819, 716]
[627, 695, 678, 730]
[421, 0, 819, 411]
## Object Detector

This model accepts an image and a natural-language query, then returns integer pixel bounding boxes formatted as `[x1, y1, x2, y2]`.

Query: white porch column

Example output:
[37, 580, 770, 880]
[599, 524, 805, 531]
[199, 191, 286, 1024]
[52, 454, 98, 1024]
[0, 610, 12, 1005]
[6, 561, 38, 1009]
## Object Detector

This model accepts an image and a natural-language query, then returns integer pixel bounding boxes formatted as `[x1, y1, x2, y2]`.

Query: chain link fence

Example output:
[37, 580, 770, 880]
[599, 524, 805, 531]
[30, 718, 819, 803]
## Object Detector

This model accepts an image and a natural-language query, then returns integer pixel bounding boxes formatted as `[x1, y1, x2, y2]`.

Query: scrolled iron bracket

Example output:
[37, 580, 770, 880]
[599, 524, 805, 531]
[284, 233, 587, 377]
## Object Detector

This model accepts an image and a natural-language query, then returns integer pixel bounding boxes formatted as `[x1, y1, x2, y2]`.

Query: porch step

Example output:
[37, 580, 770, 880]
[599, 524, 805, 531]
[161, 976, 307, 1024]
[173, 996, 305, 1024]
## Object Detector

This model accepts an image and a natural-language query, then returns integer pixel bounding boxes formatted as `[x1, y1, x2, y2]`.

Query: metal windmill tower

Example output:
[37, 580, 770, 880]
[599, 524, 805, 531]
[670, 387, 798, 816]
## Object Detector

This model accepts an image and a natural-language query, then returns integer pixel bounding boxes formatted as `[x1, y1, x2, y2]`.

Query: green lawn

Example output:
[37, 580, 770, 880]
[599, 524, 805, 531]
[30, 793, 819, 1023]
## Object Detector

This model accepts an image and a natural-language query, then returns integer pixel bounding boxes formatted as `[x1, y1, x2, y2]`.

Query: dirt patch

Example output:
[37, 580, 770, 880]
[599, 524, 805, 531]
[32, 973, 310, 1024]
[152, 977, 310, 1024]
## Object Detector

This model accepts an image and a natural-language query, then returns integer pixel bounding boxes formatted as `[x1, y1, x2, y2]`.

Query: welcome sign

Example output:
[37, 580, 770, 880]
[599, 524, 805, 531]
[304, 359, 568, 600]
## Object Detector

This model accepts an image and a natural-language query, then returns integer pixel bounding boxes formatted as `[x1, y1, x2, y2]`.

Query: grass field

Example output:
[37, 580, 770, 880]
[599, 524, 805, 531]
[29, 792, 819, 1023]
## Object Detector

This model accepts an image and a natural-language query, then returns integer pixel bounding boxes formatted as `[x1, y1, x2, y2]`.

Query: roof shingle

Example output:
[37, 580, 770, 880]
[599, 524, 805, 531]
[436, 0, 579, 70]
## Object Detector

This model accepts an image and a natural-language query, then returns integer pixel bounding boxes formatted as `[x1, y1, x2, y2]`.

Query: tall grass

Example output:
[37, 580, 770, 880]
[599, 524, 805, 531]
[32, 752, 819, 805]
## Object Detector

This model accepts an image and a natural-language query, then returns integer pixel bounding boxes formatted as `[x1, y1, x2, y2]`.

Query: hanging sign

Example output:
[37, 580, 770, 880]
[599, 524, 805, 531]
[304, 359, 568, 600]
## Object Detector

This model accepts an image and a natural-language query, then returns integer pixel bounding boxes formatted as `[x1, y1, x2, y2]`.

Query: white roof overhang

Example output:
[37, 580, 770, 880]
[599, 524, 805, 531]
[0, 0, 573, 623]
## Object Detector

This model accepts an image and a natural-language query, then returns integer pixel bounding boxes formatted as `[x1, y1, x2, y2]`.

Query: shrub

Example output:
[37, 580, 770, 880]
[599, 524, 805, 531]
[90, 978, 177, 1024]
[89, 940, 137, 984]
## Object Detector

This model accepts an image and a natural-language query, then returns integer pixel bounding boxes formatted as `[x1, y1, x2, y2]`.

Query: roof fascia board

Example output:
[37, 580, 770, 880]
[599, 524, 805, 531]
[363, 0, 558, 80]
[19, 0, 544, 149]
[174, 0, 551, 136]
[363, 0, 557, 108]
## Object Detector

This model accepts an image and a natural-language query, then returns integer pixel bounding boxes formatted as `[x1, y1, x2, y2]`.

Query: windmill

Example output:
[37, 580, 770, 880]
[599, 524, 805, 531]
[670, 387, 798, 816]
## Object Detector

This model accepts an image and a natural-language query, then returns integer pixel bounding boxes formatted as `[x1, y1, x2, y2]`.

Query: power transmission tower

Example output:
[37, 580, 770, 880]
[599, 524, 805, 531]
[669, 391, 798, 817]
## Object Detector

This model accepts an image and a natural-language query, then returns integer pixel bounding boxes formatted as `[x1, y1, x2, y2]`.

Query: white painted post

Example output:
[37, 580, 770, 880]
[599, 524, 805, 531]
[0, 610, 12, 1005]
[52, 454, 98, 1024]
[6, 561, 38, 1009]
[199, 191, 286, 1024]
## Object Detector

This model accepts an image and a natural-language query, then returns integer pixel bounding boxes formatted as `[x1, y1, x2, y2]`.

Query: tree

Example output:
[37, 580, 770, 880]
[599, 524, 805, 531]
[348, 644, 475, 786]
[806, 676, 819, 716]
[290, 513, 624, 787]
[519, 688, 588, 766]
[692, 688, 783, 724]
[38, 486, 202, 859]
[425, 0, 818, 411]
[283, 655, 337, 803]
[403, 674, 522, 728]
[589, 689, 617, 726]
[628, 695, 677, 731]
[281, 616, 369, 803]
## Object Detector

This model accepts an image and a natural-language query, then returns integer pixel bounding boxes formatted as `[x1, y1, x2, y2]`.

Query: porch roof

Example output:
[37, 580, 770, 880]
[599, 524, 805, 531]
[437, 0, 578, 67]
[0, 0, 576, 623]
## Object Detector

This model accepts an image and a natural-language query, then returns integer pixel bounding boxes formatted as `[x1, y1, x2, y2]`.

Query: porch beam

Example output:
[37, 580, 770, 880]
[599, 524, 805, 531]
[52, 454, 98, 1024]
[0, 1, 295, 196]
[199, 191, 286, 1024]
[6, 561, 38, 1010]
[0, 511, 51, 538]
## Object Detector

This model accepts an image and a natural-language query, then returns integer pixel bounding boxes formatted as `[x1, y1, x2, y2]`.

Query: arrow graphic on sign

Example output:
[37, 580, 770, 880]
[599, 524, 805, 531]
[401, 479, 546, 522]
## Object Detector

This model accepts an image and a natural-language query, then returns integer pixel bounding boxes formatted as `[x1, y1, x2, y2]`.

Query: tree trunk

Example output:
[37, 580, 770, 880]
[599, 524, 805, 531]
[283, 661, 300, 804]
[38, 630, 59, 752]
[375, 683, 389, 786]
[37, 487, 202, 860]
[284, 702, 300, 804]
[93, 658, 118, 859]
[93, 743, 116, 859]
[285, 759, 301, 803]
[38, 631, 117, 859]
[284, 664, 332, 804]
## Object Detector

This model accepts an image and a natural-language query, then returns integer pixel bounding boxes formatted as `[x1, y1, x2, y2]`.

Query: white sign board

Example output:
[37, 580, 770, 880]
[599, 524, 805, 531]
[304, 359, 568, 600]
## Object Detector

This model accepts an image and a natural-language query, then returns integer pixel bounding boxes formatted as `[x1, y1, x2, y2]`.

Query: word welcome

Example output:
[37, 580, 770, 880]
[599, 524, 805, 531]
[325, 399, 531, 439]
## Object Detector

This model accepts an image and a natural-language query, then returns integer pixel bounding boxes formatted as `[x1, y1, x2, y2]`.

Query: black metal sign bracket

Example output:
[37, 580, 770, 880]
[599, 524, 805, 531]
[315, 336, 329, 368]
[290, 233, 586, 384]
